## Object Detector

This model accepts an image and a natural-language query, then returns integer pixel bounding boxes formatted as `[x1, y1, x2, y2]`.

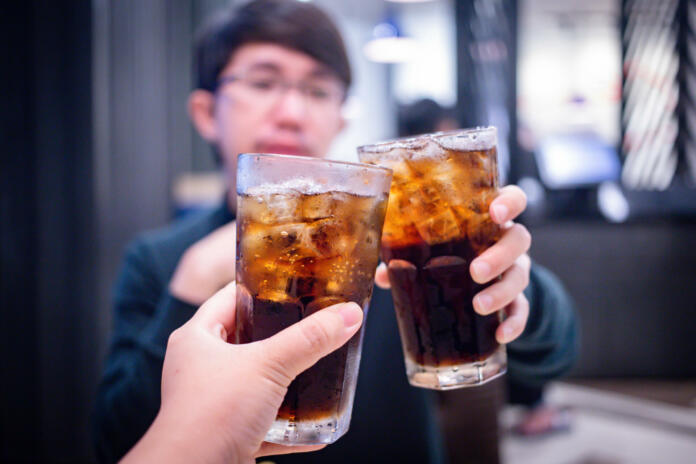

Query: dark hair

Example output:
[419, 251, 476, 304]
[397, 98, 455, 137]
[194, 0, 352, 93]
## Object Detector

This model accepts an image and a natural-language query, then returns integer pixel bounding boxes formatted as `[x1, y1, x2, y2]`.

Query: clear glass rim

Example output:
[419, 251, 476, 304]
[357, 125, 497, 153]
[238, 152, 393, 175]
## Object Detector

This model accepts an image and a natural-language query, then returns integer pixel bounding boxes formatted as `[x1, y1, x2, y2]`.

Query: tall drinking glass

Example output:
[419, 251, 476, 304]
[234, 153, 391, 444]
[358, 127, 506, 389]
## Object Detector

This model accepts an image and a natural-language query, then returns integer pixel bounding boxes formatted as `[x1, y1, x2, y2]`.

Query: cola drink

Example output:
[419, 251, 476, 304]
[234, 154, 390, 444]
[359, 127, 507, 389]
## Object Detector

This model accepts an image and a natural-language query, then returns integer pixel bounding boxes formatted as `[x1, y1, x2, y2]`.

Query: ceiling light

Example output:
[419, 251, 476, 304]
[364, 18, 419, 63]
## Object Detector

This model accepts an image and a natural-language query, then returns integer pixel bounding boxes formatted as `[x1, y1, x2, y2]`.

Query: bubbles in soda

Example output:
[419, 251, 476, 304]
[362, 139, 502, 368]
[235, 181, 387, 420]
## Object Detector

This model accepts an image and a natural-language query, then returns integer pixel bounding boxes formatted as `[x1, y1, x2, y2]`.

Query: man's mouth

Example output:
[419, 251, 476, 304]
[257, 143, 310, 157]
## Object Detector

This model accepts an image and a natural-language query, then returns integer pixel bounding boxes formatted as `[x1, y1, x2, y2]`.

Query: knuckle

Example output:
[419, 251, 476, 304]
[300, 319, 332, 352]
[515, 262, 530, 289]
[166, 327, 186, 350]
[513, 224, 532, 249]
[519, 253, 532, 270]
[261, 351, 294, 389]
[518, 293, 530, 313]
[503, 184, 527, 205]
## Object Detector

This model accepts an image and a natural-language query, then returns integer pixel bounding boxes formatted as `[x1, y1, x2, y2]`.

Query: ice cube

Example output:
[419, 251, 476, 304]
[417, 183, 442, 214]
[348, 193, 380, 220]
[238, 223, 270, 259]
[246, 192, 301, 224]
[326, 279, 341, 294]
[286, 275, 323, 299]
[466, 214, 500, 253]
[398, 182, 427, 215]
[239, 222, 317, 262]
[451, 205, 472, 230]
[267, 222, 305, 251]
[363, 229, 380, 248]
[414, 208, 462, 245]
[304, 296, 345, 317]
[304, 218, 348, 257]
[402, 158, 428, 179]
[334, 235, 359, 256]
[465, 189, 496, 215]
[302, 192, 337, 220]
[326, 191, 356, 219]
[389, 159, 416, 184]
[423, 256, 468, 283]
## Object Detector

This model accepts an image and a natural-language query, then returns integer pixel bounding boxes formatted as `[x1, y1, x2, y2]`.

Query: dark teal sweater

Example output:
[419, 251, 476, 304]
[93, 203, 578, 463]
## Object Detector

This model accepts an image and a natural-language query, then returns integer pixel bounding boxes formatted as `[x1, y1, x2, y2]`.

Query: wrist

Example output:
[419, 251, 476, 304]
[169, 249, 220, 305]
[124, 410, 241, 464]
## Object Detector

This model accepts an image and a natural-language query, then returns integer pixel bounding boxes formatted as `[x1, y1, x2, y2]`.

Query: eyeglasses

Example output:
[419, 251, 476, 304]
[216, 72, 345, 114]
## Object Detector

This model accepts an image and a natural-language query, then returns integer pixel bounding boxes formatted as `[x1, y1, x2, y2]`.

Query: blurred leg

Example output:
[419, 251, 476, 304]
[436, 376, 505, 464]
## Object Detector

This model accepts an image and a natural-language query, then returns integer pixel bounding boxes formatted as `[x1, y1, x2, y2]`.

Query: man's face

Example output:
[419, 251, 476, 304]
[204, 43, 346, 176]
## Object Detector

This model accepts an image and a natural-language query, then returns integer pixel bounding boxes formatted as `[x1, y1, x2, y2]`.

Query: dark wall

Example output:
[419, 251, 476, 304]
[2, 1, 233, 461]
[2, 1, 97, 462]
[2, 1, 236, 461]
[2, 2, 41, 460]
[529, 219, 696, 378]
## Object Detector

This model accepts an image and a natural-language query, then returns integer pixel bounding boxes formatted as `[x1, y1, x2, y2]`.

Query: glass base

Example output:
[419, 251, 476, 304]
[264, 412, 351, 445]
[406, 345, 507, 390]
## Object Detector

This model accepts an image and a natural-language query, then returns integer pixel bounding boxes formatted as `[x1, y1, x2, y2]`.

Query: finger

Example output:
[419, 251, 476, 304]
[473, 255, 531, 315]
[256, 442, 326, 457]
[490, 185, 527, 224]
[374, 262, 391, 289]
[189, 281, 237, 337]
[259, 302, 363, 385]
[470, 224, 531, 284]
[496, 293, 529, 344]
[209, 219, 237, 237]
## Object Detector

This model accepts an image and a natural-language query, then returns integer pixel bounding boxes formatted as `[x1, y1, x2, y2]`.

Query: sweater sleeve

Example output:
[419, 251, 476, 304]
[92, 239, 197, 464]
[506, 263, 580, 389]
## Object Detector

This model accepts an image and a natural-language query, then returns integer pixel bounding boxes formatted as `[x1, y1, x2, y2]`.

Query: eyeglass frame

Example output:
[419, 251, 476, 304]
[214, 71, 347, 113]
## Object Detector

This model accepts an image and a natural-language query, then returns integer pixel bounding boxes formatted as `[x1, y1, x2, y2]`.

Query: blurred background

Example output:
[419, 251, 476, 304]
[2, 0, 695, 462]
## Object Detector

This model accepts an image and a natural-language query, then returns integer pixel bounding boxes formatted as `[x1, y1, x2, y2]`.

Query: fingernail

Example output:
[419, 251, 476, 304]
[215, 323, 228, 341]
[472, 261, 491, 280]
[492, 204, 508, 222]
[476, 294, 493, 313]
[338, 303, 363, 328]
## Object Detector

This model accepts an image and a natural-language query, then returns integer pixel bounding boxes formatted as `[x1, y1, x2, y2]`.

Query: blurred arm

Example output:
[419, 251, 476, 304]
[506, 263, 579, 391]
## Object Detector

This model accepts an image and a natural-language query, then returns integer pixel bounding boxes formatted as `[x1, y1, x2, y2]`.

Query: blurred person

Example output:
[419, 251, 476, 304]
[121, 283, 363, 464]
[397, 98, 458, 137]
[94, 1, 578, 463]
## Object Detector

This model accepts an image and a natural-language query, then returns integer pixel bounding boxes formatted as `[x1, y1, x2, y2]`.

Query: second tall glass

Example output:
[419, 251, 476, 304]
[358, 127, 506, 390]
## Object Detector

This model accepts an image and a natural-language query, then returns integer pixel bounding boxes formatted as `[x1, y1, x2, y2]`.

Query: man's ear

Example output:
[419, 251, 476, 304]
[188, 90, 217, 143]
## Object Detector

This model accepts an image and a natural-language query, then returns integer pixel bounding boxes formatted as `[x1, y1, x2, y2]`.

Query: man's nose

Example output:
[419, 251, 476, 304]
[272, 87, 308, 127]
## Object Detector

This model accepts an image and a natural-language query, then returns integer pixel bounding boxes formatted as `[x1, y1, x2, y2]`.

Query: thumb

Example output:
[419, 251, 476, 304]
[258, 302, 363, 383]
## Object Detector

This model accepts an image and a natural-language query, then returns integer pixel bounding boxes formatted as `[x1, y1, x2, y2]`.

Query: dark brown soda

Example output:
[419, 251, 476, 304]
[382, 238, 500, 367]
[235, 287, 357, 421]
[234, 189, 386, 422]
